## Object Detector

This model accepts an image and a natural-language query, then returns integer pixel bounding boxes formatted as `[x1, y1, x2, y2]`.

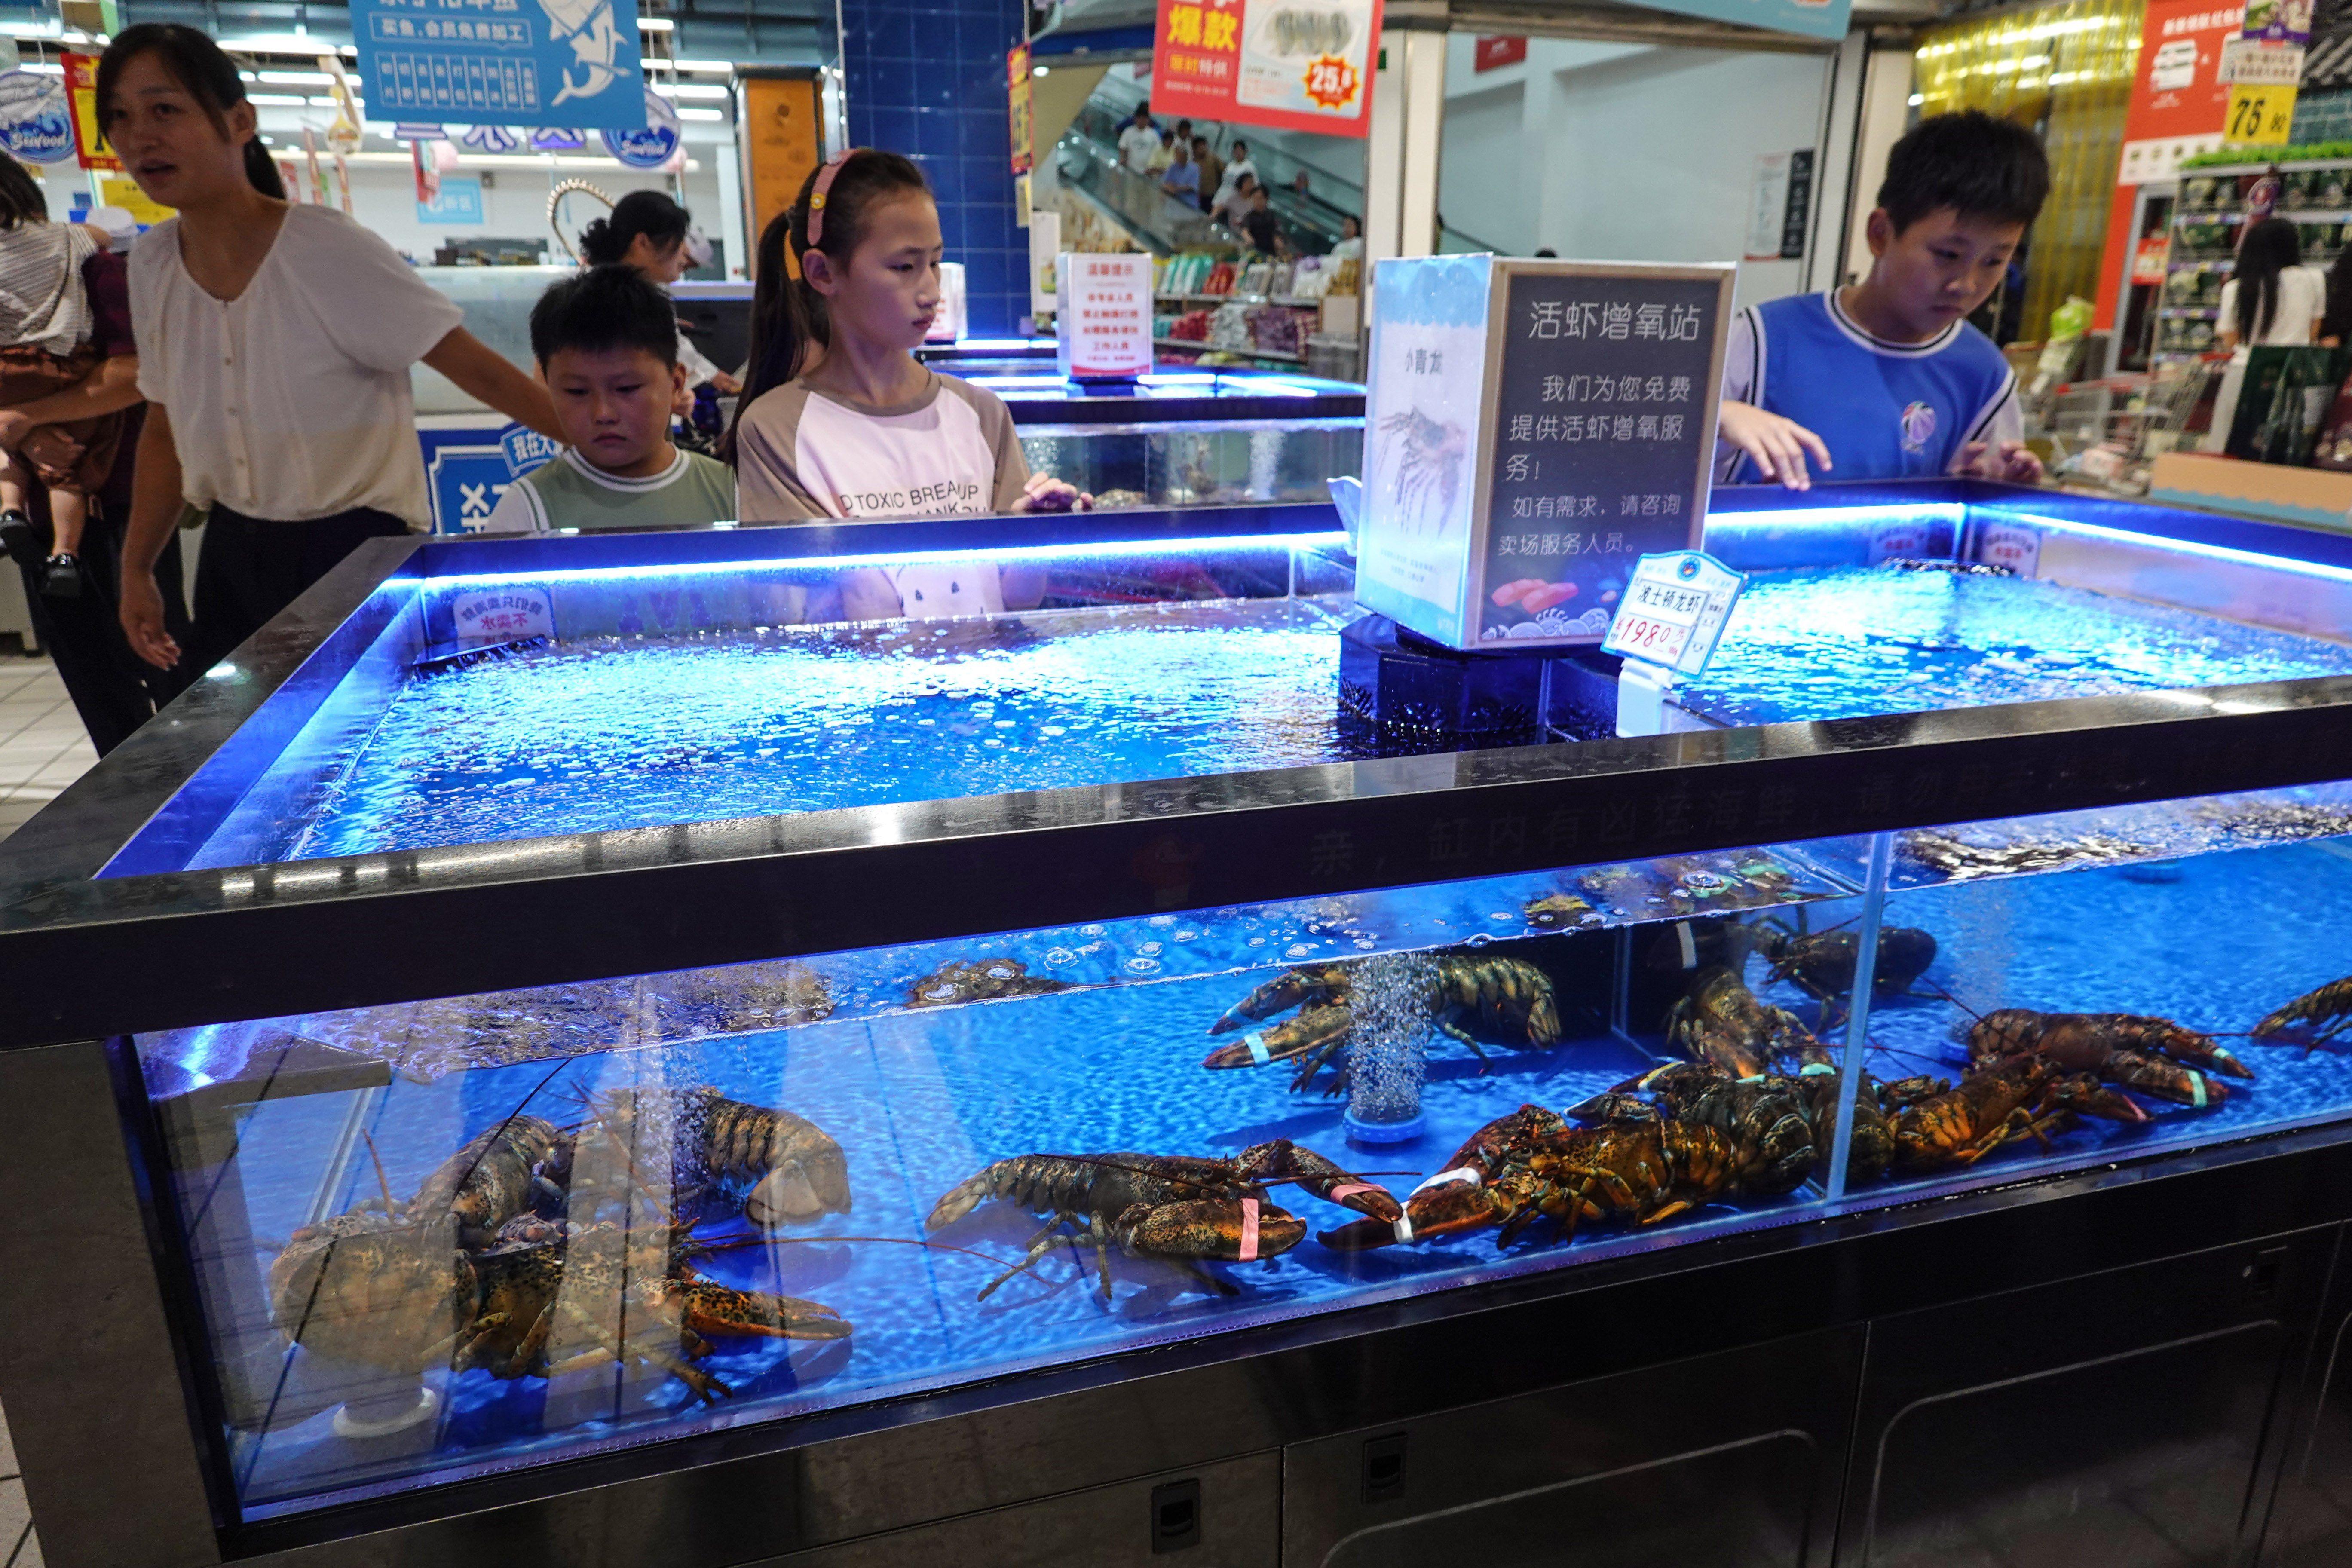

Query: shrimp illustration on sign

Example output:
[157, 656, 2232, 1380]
[1379, 409, 1468, 535]
[540, 0, 630, 107]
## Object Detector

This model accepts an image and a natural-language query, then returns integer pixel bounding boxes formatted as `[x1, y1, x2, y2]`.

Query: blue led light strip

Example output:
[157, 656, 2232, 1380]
[1997, 509, 2352, 587]
[1702, 504, 1966, 533]
[425, 531, 1351, 591]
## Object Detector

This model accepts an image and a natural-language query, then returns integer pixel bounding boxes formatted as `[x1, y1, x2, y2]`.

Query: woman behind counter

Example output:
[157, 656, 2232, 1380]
[100, 25, 561, 672]
[727, 149, 1085, 617]
[576, 189, 740, 396]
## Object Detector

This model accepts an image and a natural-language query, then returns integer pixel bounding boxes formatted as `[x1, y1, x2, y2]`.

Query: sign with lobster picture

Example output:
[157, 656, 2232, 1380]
[1357, 255, 1735, 652]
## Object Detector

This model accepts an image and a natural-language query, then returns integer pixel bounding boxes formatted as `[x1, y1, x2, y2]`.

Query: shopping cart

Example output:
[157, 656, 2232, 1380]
[2037, 356, 2223, 491]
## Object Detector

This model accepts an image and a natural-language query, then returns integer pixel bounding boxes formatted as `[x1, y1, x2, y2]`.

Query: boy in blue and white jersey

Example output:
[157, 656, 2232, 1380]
[1717, 111, 2050, 489]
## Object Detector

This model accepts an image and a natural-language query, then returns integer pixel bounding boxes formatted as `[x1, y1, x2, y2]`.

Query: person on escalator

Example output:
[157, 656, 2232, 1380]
[1714, 110, 2049, 490]
[1214, 140, 1258, 208]
[1161, 141, 1202, 210]
[1241, 186, 1283, 257]
[1210, 173, 1257, 231]
[1119, 105, 1160, 174]
[1191, 137, 1224, 203]
[726, 150, 1090, 619]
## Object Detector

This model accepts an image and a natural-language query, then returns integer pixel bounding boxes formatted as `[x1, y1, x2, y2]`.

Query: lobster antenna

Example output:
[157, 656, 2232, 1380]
[1865, 1039, 1964, 1072]
[1913, 979, 1988, 1026]
[361, 1131, 396, 1215]
[1035, 1152, 1407, 1196]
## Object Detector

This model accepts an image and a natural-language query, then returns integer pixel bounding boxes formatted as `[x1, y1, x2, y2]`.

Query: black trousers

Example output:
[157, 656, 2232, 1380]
[11, 404, 196, 756]
[190, 504, 410, 675]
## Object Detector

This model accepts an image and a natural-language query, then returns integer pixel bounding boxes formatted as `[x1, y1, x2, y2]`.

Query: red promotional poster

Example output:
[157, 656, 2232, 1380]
[2094, 0, 2243, 327]
[1150, 0, 1383, 138]
[62, 52, 120, 172]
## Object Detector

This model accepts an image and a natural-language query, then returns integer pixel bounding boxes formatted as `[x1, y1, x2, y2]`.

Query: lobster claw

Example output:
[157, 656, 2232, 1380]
[1121, 1198, 1307, 1263]
[1202, 1004, 1348, 1070]
[1207, 965, 1350, 1033]
[1236, 1139, 1403, 1222]
[1319, 1179, 1504, 1251]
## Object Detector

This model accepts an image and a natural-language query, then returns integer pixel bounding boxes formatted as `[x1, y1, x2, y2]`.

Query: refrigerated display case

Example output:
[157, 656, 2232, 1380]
[8, 483, 2352, 1567]
[983, 371, 1363, 511]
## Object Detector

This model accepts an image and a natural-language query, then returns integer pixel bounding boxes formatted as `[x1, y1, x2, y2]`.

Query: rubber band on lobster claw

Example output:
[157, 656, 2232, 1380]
[805, 149, 864, 248]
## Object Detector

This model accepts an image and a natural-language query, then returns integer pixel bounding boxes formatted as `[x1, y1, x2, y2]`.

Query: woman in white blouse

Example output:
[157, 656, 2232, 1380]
[99, 25, 560, 672]
[2206, 216, 2328, 453]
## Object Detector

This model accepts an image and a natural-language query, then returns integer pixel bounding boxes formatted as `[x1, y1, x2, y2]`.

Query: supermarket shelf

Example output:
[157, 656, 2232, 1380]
[1152, 336, 1307, 363]
[2175, 208, 2352, 224]
[1155, 293, 1326, 307]
[2158, 306, 2221, 318]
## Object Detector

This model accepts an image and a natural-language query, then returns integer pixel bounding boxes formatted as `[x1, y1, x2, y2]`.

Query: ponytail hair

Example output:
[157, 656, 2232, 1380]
[98, 24, 282, 199]
[2235, 216, 2302, 342]
[579, 188, 691, 268]
[246, 141, 287, 201]
[725, 149, 931, 463]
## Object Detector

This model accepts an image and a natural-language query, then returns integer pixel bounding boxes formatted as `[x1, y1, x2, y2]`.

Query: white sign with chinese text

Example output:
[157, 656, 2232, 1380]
[1357, 255, 1734, 653]
[1976, 518, 2042, 578]
[1056, 251, 1154, 379]
[1601, 550, 1745, 677]
[451, 585, 556, 646]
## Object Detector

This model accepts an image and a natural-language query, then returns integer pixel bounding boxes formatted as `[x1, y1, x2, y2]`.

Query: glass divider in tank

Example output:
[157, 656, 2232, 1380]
[1824, 830, 1895, 1204]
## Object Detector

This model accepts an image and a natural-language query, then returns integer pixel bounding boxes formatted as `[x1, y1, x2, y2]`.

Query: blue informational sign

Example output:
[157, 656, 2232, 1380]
[601, 88, 679, 168]
[421, 420, 557, 533]
[416, 172, 485, 224]
[352, 0, 649, 131]
[0, 71, 73, 164]
[1642, 0, 1850, 40]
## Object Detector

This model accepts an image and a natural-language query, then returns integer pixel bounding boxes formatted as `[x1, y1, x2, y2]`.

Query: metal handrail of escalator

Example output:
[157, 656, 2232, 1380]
[1056, 132, 1224, 253]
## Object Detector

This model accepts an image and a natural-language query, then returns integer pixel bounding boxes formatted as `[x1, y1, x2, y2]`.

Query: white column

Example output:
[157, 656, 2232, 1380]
[1803, 28, 1870, 294]
[1841, 45, 1916, 288]
[1364, 29, 1447, 263]
[1398, 31, 1446, 257]
[1365, 31, 1408, 267]
[714, 138, 749, 279]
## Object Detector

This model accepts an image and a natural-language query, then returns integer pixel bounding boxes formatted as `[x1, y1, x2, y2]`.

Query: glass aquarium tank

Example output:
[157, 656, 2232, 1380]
[6, 484, 2352, 1555]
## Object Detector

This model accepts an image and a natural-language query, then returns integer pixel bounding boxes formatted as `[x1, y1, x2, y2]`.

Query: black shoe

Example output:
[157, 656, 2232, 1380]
[39, 552, 79, 599]
[0, 511, 34, 568]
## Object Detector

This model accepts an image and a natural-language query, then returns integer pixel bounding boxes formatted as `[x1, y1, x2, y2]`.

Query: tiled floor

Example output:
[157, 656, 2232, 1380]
[0, 653, 93, 842]
[0, 1405, 39, 1567]
[0, 658, 63, 1562]
[0, 655, 74, 1559]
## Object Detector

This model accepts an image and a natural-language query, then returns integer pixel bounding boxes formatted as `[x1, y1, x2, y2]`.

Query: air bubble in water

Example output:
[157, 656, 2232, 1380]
[1347, 952, 1434, 1129]
[1126, 957, 1161, 974]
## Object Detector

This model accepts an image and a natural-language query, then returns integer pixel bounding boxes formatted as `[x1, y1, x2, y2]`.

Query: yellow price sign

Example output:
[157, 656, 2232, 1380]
[2227, 82, 2298, 146]
[95, 175, 172, 227]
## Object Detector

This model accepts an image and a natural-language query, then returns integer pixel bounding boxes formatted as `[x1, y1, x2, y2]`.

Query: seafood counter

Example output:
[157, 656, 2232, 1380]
[151, 801, 2352, 1521]
[12, 483, 2352, 1562]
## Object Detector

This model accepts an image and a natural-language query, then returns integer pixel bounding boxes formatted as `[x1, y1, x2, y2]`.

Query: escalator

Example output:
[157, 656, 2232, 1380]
[1068, 97, 1356, 255]
[1064, 86, 1497, 257]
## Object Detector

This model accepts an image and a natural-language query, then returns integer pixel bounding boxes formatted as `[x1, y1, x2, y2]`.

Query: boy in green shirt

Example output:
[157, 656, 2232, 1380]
[480, 265, 736, 533]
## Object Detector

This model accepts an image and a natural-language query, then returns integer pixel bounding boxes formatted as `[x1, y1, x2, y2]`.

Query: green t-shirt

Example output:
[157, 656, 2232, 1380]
[478, 447, 737, 533]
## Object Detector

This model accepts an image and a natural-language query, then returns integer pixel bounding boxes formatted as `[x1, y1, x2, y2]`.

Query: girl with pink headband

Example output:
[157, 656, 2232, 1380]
[728, 149, 1088, 619]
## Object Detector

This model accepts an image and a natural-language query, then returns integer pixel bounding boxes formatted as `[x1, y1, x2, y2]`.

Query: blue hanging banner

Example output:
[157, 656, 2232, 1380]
[352, 0, 649, 131]
[600, 88, 679, 168]
[0, 71, 73, 164]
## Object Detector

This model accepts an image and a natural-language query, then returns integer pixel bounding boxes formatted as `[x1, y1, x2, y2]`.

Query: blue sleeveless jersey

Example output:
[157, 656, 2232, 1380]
[1727, 291, 2019, 482]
